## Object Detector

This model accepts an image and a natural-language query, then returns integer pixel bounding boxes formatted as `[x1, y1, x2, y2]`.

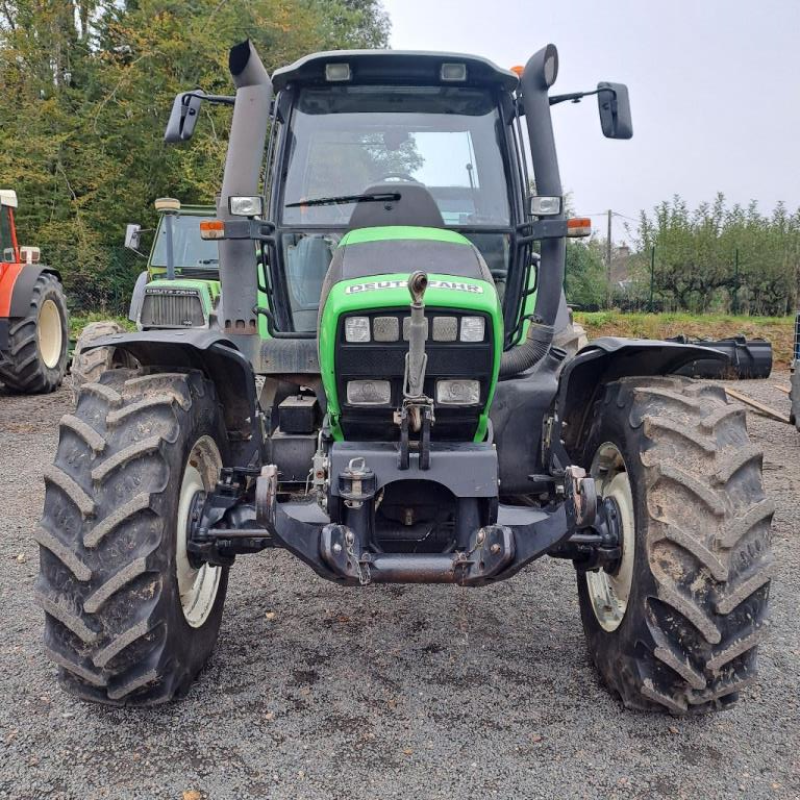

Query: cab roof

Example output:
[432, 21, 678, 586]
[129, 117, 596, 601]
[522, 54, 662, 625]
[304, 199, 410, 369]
[271, 50, 519, 93]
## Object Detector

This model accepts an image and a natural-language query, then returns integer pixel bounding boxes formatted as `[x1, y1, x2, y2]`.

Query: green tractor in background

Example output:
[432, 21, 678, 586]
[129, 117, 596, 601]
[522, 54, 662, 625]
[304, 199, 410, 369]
[38, 41, 773, 714]
[70, 201, 224, 388]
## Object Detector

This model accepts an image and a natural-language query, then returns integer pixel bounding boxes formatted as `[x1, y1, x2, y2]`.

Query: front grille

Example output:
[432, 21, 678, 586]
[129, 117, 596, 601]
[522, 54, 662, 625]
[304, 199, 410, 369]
[335, 307, 494, 441]
[141, 289, 206, 328]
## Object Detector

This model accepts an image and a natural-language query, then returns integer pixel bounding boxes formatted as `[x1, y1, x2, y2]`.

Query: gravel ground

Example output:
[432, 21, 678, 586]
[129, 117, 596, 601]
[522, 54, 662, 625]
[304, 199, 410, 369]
[1, 376, 798, 800]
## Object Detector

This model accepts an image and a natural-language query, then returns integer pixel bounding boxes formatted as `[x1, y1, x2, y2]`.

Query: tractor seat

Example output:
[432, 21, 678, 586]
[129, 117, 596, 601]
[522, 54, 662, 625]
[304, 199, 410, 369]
[347, 182, 445, 230]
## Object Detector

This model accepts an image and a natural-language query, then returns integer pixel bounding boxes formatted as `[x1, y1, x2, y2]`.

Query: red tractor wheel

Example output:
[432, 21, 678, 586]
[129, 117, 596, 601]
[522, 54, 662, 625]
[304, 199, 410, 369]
[0, 272, 69, 393]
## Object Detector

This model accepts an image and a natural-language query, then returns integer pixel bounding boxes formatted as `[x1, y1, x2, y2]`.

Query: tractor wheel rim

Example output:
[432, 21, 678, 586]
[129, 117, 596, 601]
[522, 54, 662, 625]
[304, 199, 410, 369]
[586, 442, 636, 633]
[38, 298, 63, 369]
[175, 436, 222, 628]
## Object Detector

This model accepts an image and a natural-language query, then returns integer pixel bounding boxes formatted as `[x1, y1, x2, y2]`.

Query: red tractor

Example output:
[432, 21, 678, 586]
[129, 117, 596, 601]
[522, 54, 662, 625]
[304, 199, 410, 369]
[0, 190, 68, 393]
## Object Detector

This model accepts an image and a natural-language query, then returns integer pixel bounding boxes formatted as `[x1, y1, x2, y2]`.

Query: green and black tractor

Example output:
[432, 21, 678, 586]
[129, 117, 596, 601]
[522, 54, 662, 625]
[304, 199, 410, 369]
[37, 41, 774, 713]
[70, 201, 223, 389]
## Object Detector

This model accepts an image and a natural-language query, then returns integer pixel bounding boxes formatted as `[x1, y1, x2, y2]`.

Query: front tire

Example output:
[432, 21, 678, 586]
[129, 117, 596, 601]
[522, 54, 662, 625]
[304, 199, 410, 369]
[37, 368, 229, 704]
[576, 376, 773, 714]
[70, 320, 136, 398]
[0, 272, 68, 393]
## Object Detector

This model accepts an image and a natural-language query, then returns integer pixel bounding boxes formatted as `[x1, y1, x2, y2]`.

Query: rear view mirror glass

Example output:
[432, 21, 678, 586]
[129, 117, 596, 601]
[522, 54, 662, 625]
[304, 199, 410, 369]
[598, 82, 633, 140]
[125, 223, 141, 251]
[164, 91, 204, 143]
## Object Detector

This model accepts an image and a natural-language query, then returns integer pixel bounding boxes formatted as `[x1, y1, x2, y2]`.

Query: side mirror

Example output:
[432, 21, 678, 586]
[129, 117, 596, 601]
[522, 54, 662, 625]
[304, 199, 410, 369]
[597, 82, 633, 140]
[164, 91, 204, 143]
[125, 223, 142, 251]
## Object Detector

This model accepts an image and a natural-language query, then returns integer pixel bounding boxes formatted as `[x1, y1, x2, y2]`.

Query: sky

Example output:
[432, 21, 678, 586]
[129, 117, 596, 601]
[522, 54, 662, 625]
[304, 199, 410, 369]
[381, 0, 800, 243]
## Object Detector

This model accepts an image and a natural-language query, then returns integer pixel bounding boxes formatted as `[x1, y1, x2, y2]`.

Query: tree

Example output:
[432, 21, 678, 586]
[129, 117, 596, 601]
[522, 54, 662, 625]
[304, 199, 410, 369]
[565, 239, 606, 310]
[308, 0, 390, 49]
[0, 0, 391, 312]
[633, 194, 799, 316]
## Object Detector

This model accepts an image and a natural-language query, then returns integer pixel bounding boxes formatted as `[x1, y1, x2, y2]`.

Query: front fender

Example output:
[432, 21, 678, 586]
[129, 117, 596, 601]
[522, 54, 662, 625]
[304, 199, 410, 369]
[553, 337, 728, 460]
[85, 329, 261, 464]
[3, 264, 62, 318]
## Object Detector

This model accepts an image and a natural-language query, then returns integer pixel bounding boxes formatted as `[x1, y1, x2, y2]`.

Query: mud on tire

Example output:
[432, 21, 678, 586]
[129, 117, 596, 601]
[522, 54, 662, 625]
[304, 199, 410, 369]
[70, 320, 137, 399]
[0, 272, 68, 393]
[37, 368, 230, 705]
[576, 376, 773, 714]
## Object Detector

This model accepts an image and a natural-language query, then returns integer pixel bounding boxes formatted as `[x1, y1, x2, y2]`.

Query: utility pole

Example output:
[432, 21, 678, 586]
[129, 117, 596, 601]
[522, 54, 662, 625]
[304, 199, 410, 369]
[649, 245, 656, 313]
[606, 209, 613, 307]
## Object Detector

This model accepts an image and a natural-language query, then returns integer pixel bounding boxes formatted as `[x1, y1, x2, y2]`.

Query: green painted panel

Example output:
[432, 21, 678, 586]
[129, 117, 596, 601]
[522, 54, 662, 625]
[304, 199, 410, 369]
[146, 277, 217, 302]
[319, 272, 502, 441]
[339, 226, 473, 247]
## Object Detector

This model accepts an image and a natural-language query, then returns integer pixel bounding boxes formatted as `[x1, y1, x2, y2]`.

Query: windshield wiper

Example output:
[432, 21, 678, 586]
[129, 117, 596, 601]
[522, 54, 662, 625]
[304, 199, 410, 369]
[285, 191, 400, 208]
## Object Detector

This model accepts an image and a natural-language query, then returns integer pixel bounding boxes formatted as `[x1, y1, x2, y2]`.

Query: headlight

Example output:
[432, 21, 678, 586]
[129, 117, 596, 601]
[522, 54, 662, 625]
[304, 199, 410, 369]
[345, 316, 371, 343]
[460, 316, 485, 342]
[432, 316, 458, 342]
[229, 195, 264, 217]
[373, 316, 399, 342]
[436, 379, 480, 405]
[325, 63, 351, 82]
[347, 380, 391, 405]
[529, 196, 562, 216]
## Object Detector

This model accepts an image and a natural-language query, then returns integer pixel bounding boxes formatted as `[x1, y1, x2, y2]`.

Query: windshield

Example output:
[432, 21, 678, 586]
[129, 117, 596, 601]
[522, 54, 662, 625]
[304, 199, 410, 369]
[281, 85, 511, 227]
[150, 213, 219, 269]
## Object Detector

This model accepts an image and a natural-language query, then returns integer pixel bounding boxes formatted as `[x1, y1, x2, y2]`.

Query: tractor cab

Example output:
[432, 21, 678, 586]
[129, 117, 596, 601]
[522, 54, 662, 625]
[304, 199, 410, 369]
[267, 51, 520, 332]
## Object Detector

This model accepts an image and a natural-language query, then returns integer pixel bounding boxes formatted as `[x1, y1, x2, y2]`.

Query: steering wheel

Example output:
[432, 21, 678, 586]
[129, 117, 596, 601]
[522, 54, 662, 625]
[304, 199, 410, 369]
[379, 172, 421, 183]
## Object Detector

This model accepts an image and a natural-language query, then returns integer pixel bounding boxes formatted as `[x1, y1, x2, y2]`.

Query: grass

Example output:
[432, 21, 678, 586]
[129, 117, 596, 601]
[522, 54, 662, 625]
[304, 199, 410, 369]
[69, 313, 133, 341]
[575, 311, 795, 369]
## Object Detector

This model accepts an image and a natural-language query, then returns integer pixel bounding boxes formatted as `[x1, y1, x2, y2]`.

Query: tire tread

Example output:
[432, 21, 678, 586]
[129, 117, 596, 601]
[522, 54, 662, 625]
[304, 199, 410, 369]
[578, 376, 773, 714]
[38, 369, 228, 705]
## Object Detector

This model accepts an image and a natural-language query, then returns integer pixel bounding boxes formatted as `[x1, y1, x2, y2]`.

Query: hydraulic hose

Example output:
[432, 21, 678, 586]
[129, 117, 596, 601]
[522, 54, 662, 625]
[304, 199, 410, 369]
[499, 319, 555, 378]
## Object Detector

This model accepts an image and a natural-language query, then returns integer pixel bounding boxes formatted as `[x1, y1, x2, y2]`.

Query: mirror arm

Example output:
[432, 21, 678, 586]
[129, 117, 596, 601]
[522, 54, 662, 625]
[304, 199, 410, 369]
[182, 91, 235, 106]
[549, 87, 613, 106]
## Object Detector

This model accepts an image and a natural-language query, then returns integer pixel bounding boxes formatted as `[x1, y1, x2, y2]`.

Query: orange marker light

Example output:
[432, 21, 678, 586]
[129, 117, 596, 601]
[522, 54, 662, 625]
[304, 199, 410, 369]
[566, 218, 592, 238]
[510, 65, 524, 77]
[200, 220, 225, 240]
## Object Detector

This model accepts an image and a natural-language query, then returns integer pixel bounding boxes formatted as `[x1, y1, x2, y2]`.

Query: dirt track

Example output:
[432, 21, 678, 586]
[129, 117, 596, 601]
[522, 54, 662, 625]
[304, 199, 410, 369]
[1, 376, 798, 800]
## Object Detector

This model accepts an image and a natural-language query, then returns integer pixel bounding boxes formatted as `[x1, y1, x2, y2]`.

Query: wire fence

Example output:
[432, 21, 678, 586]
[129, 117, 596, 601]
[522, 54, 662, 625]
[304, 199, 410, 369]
[566, 244, 799, 318]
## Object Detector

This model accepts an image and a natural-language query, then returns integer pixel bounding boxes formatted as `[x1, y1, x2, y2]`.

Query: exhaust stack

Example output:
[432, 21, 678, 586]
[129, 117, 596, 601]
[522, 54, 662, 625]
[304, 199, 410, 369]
[218, 41, 273, 336]
[499, 45, 563, 377]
